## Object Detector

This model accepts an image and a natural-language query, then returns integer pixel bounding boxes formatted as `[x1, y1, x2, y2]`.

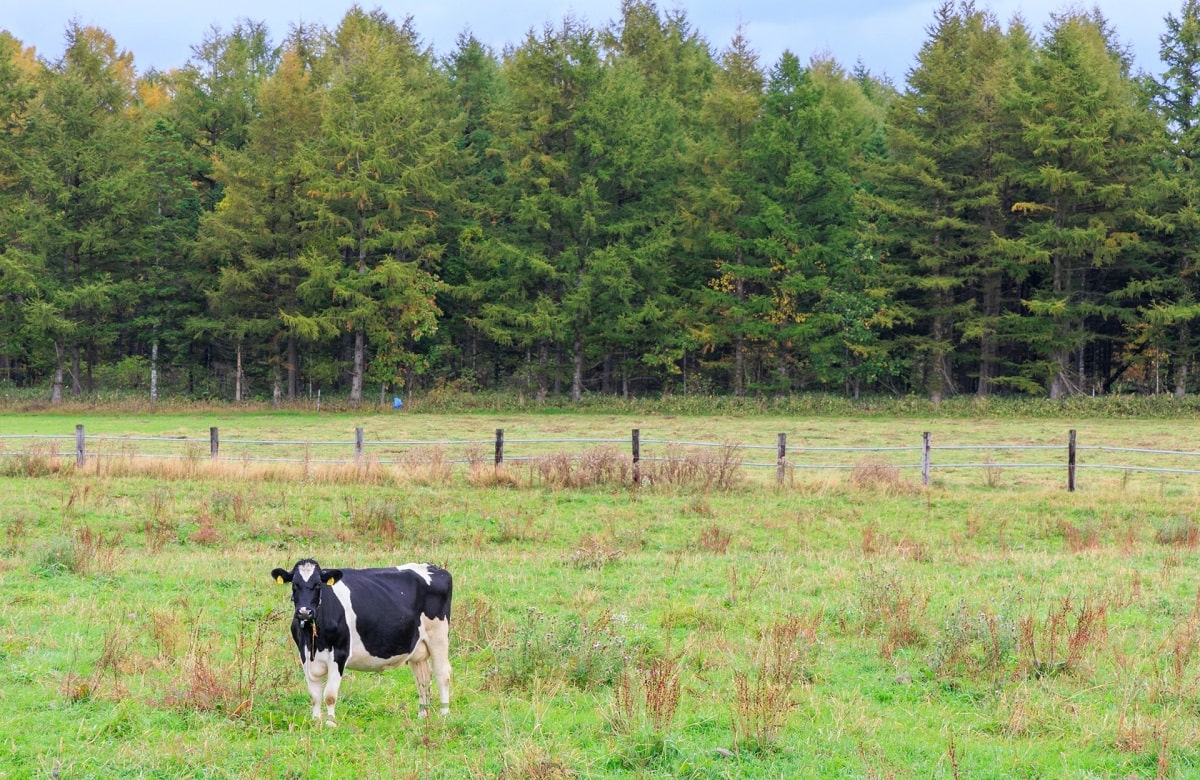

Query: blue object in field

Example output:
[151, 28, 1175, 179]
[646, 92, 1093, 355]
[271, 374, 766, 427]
[393, 397, 403, 410]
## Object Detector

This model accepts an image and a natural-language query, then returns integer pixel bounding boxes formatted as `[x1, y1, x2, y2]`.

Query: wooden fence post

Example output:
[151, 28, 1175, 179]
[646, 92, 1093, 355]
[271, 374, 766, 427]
[210, 427, 219, 459]
[776, 433, 787, 485]
[632, 429, 641, 486]
[495, 429, 504, 468]
[922, 431, 931, 487]
[355, 427, 364, 466]
[75, 424, 85, 467]
[1068, 429, 1077, 492]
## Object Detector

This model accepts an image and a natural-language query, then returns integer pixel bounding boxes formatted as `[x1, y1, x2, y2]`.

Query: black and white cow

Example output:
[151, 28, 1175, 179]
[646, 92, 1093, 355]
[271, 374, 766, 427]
[270, 559, 452, 724]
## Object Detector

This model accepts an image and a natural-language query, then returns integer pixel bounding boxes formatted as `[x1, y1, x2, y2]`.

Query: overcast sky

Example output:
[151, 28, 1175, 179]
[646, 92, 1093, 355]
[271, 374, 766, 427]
[3, 0, 1189, 85]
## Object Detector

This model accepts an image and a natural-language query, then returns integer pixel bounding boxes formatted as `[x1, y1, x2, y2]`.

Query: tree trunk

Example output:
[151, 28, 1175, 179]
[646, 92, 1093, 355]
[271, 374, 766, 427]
[150, 341, 159, 406]
[977, 272, 999, 396]
[734, 246, 745, 397]
[350, 220, 368, 405]
[235, 343, 243, 403]
[71, 345, 82, 397]
[51, 342, 64, 404]
[287, 335, 299, 401]
[351, 330, 365, 404]
[1176, 322, 1190, 398]
[571, 328, 583, 402]
[930, 302, 956, 401]
[536, 343, 548, 403]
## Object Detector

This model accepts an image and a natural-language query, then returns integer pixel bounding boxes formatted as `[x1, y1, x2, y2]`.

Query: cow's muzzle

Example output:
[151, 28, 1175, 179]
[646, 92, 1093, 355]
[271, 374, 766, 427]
[296, 607, 314, 623]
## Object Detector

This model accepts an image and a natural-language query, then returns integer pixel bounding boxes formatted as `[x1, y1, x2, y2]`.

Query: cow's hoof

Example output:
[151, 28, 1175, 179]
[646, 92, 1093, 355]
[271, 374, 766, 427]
[417, 708, 429, 720]
[322, 718, 338, 728]
[439, 707, 450, 716]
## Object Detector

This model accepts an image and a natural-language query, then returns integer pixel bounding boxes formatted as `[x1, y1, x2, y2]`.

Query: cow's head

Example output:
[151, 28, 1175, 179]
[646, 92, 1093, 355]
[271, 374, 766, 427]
[271, 559, 343, 625]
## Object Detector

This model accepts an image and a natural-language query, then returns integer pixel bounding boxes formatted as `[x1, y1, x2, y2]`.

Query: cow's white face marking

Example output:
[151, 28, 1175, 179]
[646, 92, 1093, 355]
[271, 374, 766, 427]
[297, 562, 317, 582]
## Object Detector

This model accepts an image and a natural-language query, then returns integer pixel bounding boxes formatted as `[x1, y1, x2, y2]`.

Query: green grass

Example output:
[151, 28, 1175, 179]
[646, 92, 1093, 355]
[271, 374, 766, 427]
[3, 409, 1200, 777]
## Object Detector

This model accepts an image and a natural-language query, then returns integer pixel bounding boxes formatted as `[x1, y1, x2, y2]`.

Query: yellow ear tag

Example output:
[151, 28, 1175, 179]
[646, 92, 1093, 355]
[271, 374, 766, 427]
[276, 575, 284, 584]
[326, 577, 336, 586]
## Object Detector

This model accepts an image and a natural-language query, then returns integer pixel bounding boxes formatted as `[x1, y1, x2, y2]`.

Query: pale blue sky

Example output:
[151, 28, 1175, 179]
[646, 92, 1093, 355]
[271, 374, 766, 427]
[3, 0, 1187, 84]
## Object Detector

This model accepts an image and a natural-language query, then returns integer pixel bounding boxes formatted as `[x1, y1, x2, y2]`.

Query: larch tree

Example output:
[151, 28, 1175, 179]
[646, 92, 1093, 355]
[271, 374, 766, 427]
[1009, 9, 1158, 397]
[198, 34, 324, 402]
[600, 0, 715, 390]
[751, 52, 899, 396]
[1143, 0, 1200, 395]
[27, 23, 144, 401]
[870, 1, 1021, 400]
[0, 34, 43, 386]
[680, 28, 764, 396]
[467, 17, 607, 401]
[295, 8, 449, 404]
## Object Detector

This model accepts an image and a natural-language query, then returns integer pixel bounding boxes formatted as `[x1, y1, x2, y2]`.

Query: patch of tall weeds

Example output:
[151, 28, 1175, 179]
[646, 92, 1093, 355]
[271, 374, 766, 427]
[530, 447, 630, 489]
[856, 565, 929, 657]
[641, 443, 744, 492]
[1154, 519, 1199, 548]
[487, 608, 630, 691]
[0, 442, 64, 477]
[34, 526, 120, 576]
[165, 607, 288, 718]
[926, 606, 1018, 686]
[1018, 596, 1107, 679]
[850, 457, 918, 494]
[730, 615, 817, 752]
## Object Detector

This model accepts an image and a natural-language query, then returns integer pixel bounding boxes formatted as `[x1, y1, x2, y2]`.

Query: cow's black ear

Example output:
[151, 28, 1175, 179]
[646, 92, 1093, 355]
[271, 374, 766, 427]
[271, 567, 292, 584]
[322, 568, 343, 586]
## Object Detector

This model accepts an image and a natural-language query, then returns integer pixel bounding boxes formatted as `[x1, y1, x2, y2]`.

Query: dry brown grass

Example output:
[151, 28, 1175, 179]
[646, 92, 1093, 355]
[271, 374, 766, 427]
[568, 533, 623, 569]
[1018, 596, 1108, 679]
[529, 447, 630, 489]
[730, 615, 815, 750]
[696, 524, 732, 554]
[642, 443, 744, 492]
[849, 457, 920, 494]
[611, 652, 683, 735]
[857, 566, 930, 658]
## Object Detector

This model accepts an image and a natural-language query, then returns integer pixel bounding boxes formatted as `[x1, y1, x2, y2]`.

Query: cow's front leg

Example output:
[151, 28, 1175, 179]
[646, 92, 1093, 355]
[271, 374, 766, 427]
[303, 659, 327, 720]
[322, 662, 344, 725]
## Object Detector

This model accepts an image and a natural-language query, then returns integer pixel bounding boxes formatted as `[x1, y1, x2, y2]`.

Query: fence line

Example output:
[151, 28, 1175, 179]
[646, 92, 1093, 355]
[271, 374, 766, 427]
[2, 426, 1200, 490]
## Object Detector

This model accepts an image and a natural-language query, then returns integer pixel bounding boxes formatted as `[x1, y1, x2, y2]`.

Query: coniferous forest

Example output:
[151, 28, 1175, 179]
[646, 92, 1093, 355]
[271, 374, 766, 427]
[4, 0, 1200, 403]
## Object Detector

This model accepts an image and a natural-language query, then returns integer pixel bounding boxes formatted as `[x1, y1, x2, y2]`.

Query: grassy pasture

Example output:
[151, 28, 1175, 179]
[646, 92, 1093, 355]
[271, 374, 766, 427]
[3, 409, 1200, 777]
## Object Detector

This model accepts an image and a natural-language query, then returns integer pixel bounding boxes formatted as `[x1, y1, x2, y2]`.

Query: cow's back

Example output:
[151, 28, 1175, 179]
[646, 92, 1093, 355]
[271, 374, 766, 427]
[333, 564, 449, 668]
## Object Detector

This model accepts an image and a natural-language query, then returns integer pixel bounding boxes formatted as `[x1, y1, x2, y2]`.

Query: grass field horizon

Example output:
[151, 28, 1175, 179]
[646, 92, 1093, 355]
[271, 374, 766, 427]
[4, 405, 1200, 777]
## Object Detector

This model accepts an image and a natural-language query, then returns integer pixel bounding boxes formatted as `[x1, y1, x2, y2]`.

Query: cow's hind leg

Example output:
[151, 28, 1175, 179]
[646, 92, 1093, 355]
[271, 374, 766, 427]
[410, 647, 433, 718]
[424, 615, 452, 715]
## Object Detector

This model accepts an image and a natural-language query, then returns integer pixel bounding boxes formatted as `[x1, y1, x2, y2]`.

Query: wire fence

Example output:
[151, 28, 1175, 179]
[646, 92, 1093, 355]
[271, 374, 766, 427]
[2, 425, 1200, 491]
